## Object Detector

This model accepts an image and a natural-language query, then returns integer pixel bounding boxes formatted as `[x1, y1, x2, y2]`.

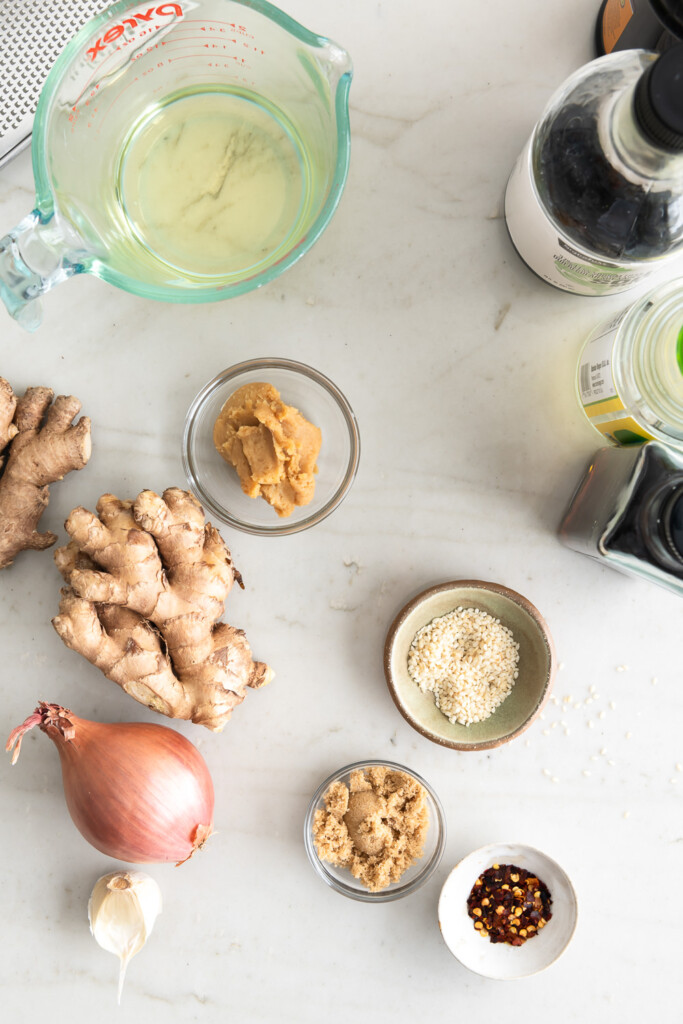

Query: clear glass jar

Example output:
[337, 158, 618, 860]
[577, 277, 683, 449]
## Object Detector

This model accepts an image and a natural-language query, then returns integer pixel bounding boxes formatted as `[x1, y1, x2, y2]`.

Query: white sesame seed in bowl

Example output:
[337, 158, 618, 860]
[383, 581, 556, 751]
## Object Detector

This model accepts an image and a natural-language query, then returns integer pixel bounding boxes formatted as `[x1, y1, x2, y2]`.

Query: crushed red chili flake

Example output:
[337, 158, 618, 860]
[467, 863, 552, 946]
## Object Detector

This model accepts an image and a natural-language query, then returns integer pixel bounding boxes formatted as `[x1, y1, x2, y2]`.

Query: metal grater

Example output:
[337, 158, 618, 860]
[0, 0, 109, 168]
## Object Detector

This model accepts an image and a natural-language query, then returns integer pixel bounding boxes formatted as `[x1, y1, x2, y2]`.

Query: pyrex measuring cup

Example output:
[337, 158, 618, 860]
[0, 0, 352, 330]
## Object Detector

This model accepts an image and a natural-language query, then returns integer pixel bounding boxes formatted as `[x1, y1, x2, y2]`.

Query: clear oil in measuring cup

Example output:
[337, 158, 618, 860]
[115, 86, 312, 279]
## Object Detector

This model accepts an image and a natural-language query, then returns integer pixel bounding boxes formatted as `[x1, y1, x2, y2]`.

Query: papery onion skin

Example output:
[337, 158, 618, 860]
[6, 702, 214, 865]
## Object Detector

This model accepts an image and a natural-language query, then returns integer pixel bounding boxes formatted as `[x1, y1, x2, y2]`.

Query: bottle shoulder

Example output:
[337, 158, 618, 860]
[528, 52, 683, 261]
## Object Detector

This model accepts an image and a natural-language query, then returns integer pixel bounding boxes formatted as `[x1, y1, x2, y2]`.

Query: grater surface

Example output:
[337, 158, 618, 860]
[0, 0, 109, 167]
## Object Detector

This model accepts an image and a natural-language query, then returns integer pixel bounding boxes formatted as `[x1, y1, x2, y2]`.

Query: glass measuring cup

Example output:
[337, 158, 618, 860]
[0, 0, 352, 330]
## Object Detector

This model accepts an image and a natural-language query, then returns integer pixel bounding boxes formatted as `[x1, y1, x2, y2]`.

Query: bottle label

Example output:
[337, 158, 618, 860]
[600, 0, 635, 54]
[505, 133, 662, 296]
[578, 311, 655, 445]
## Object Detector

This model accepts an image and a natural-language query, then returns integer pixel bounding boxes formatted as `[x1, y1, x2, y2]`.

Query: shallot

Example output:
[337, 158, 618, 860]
[6, 702, 214, 864]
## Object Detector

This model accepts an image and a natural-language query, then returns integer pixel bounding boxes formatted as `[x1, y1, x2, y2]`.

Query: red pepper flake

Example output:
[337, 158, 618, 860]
[467, 864, 552, 946]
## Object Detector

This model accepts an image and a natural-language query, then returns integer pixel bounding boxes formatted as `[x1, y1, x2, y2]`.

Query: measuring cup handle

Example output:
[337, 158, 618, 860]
[0, 211, 83, 332]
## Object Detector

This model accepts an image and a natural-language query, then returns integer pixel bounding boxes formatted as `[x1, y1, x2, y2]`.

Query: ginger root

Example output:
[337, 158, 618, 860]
[0, 378, 91, 570]
[52, 487, 272, 731]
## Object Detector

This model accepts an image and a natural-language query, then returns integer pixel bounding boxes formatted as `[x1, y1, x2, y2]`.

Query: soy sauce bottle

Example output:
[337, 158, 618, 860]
[559, 442, 683, 597]
[596, 0, 683, 55]
[505, 45, 683, 296]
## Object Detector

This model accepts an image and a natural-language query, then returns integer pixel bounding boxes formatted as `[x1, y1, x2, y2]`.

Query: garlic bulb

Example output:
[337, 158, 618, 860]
[88, 870, 163, 1003]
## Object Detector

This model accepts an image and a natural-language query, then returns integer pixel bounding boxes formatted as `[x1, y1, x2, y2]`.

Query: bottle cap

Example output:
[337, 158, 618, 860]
[634, 44, 683, 152]
[662, 486, 683, 562]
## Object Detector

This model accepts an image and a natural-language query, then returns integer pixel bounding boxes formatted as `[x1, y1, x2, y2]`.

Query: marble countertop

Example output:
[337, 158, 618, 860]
[1, 0, 681, 1020]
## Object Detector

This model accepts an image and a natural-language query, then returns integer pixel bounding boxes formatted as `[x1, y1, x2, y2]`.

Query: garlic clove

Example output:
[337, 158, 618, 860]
[88, 870, 162, 1003]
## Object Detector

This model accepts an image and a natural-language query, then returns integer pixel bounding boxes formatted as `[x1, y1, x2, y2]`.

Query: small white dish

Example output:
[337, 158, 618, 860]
[438, 842, 577, 980]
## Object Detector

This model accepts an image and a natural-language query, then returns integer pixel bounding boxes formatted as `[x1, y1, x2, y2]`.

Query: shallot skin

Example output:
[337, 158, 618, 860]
[7, 703, 214, 864]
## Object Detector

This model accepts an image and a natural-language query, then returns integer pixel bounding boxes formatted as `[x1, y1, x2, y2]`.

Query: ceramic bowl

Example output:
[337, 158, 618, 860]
[438, 842, 578, 979]
[383, 580, 556, 751]
[182, 358, 360, 536]
[303, 759, 446, 903]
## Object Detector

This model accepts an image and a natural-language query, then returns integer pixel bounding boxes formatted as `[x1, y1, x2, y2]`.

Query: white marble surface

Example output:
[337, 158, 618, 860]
[1, 0, 682, 1020]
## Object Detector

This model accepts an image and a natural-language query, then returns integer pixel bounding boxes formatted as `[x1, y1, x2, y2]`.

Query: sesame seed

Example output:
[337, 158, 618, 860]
[582, 770, 591, 777]
[616, 665, 628, 672]
[610, 701, 617, 710]
[587, 720, 595, 728]
[598, 711, 606, 720]
[625, 732, 632, 740]
[623, 811, 630, 819]
[551, 776, 560, 783]
[406, 606, 519, 726]
[608, 760, 616, 766]
[651, 677, 658, 685]
[676, 764, 682, 773]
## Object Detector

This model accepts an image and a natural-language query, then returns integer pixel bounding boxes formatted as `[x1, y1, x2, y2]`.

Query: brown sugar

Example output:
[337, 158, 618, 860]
[213, 382, 322, 517]
[312, 767, 429, 892]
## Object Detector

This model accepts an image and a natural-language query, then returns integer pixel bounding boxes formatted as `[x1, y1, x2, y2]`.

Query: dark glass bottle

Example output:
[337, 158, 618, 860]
[595, 1, 683, 56]
[559, 441, 683, 597]
[505, 45, 683, 295]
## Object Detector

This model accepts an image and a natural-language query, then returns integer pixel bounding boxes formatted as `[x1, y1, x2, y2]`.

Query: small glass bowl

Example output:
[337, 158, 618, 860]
[303, 759, 446, 903]
[182, 358, 360, 536]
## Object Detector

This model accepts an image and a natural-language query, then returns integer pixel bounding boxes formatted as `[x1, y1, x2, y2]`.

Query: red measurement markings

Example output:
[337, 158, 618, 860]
[184, 18, 256, 40]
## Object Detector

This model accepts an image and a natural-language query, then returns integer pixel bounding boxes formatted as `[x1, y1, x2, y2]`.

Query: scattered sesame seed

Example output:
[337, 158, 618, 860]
[573, 702, 582, 710]
[584, 697, 594, 705]
[559, 662, 566, 671]
[551, 721, 558, 729]
[609, 701, 617, 710]
[564, 728, 571, 736]
[600, 747, 608, 756]
[598, 711, 606, 720]
[591, 755, 599, 761]
[608, 760, 616, 766]
[561, 720, 568, 728]
[651, 677, 658, 685]
[625, 732, 632, 740]
[542, 729, 550, 736]
[676, 764, 682, 772]
[589, 685, 597, 694]
[587, 720, 595, 729]
[670, 778, 678, 785]
[543, 769, 551, 776]
[615, 665, 628, 672]
[551, 777, 560, 783]
[623, 811, 630, 819]
[582, 770, 591, 777]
